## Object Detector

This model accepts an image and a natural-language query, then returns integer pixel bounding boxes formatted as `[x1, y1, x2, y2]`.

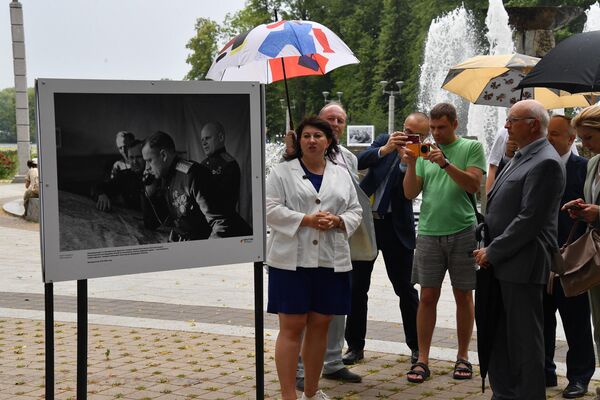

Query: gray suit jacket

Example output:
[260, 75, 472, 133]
[583, 154, 600, 229]
[485, 139, 566, 284]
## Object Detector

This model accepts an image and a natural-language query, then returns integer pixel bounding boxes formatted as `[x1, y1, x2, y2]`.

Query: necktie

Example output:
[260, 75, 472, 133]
[497, 151, 521, 181]
[377, 155, 400, 215]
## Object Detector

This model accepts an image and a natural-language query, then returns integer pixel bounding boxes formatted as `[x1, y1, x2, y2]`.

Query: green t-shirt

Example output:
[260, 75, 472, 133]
[415, 137, 486, 236]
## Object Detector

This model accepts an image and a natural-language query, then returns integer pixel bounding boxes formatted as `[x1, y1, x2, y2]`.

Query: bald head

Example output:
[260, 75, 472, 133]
[404, 112, 430, 139]
[201, 122, 226, 157]
[548, 115, 575, 156]
[319, 102, 347, 139]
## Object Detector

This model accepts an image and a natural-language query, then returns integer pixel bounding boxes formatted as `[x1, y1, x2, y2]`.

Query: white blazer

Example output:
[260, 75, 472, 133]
[266, 158, 362, 272]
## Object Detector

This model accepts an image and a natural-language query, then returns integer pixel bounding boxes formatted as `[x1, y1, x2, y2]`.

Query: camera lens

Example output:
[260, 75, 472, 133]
[421, 145, 428, 153]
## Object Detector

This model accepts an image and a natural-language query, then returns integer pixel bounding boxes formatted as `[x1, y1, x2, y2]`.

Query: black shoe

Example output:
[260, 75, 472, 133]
[546, 374, 558, 387]
[342, 348, 364, 365]
[411, 349, 419, 365]
[563, 382, 587, 399]
[322, 367, 362, 383]
[295, 377, 304, 391]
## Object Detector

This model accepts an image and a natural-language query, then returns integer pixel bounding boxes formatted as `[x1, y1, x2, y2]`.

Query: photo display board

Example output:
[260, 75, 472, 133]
[347, 125, 374, 146]
[36, 79, 266, 282]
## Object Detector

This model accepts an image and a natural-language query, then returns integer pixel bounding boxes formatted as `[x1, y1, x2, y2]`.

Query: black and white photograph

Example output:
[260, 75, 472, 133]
[347, 125, 374, 146]
[36, 80, 265, 282]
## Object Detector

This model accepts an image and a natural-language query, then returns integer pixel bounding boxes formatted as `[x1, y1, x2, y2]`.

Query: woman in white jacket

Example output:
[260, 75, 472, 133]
[266, 116, 362, 400]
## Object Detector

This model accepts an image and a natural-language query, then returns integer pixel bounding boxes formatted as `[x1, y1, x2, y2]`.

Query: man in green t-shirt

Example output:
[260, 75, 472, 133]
[402, 103, 486, 384]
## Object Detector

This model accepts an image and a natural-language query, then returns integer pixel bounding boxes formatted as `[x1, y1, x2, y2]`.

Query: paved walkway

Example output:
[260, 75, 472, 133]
[0, 183, 596, 399]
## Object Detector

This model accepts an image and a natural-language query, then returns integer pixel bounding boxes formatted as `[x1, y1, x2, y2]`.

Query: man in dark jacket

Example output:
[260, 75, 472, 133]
[544, 115, 594, 399]
[343, 112, 428, 366]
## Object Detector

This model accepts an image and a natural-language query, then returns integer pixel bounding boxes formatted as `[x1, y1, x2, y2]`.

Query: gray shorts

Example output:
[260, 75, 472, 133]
[411, 226, 477, 290]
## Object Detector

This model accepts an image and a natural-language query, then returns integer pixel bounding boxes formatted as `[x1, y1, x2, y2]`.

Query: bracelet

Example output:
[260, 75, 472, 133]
[440, 159, 450, 169]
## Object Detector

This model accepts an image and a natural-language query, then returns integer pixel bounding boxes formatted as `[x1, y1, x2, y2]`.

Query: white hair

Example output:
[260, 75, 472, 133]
[520, 99, 549, 135]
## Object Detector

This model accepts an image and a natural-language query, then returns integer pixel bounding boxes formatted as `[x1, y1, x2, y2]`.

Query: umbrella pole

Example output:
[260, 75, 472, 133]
[281, 58, 294, 131]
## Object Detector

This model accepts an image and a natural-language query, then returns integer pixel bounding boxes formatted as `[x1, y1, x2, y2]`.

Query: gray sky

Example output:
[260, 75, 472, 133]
[1, 0, 246, 90]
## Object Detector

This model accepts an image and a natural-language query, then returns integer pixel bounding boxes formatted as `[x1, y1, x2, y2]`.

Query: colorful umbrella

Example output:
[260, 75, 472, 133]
[442, 54, 596, 109]
[206, 20, 359, 128]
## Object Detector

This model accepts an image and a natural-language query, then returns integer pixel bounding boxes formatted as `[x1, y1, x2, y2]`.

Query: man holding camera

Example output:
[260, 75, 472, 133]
[343, 112, 429, 367]
[403, 103, 486, 383]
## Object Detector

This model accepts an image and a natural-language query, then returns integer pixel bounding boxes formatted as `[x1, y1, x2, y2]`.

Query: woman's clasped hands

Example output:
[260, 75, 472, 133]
[305, 211, 341, 231]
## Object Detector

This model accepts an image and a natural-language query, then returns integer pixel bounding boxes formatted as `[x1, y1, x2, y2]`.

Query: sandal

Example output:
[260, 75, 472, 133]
[453, 358, 473, 380]
[407, 362, 430, 383]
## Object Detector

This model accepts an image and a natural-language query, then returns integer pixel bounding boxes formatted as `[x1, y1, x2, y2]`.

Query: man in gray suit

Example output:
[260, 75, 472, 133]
[473, 99, 566, 399]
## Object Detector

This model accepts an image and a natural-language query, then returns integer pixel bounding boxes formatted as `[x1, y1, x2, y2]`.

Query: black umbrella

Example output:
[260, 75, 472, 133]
[517, 30, 600, 98]
[474, 224, 500, 392]
[475, 266, 501, 393]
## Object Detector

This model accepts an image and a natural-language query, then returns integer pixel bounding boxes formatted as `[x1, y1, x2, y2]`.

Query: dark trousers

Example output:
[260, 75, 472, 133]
[344, 217, 418, 352]
[489, 280, 545, 400]
[543, 278, 595, 385]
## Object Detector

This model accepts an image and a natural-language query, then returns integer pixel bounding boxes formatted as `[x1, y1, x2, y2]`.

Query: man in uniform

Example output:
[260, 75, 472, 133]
[199, 122, 252, 237]
[142, 130, 212, 241]
[95, 139, 146, 212]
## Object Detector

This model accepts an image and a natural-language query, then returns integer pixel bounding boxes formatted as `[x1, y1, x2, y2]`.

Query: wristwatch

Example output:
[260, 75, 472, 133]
[440, 158, 451, 169]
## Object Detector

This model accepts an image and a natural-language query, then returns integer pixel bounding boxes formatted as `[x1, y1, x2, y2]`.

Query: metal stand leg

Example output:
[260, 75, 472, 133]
[77, 279, 88, 400]
[254, 262, 264, 400]
[45, 282, 54, 400]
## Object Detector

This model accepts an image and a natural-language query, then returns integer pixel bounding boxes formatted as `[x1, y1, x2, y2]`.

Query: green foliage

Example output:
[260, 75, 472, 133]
[184, 18, 220, 80]
[0, 88, 16, 142]
[0, 87, 37, 143]
[0, 150, 17, 179]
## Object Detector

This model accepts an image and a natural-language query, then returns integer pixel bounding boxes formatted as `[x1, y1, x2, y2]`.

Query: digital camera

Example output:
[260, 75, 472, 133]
[405, 134, 431, 157]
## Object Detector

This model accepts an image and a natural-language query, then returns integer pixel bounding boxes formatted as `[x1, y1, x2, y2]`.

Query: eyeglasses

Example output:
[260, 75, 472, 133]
[505, 116, 536, 125]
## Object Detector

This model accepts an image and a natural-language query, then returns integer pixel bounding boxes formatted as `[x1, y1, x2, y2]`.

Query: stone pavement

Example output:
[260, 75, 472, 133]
[0, 317, 587, 400]
[0, 183, 597, 399]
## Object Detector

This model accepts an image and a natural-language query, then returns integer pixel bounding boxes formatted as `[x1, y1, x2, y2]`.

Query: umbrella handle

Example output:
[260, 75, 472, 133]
[281, 58, 294, 131]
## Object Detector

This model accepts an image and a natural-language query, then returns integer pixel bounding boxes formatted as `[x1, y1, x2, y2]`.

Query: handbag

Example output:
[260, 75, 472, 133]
[549, 221, 600, 297]
[349, 179, 378, 261]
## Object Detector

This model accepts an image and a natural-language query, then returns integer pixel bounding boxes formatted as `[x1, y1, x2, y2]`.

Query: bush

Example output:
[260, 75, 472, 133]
[0, 150, 17, 179]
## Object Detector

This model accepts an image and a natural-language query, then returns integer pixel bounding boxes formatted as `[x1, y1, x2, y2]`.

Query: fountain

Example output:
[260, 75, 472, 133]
[584, 2, 600, 32]
[417, 5, 480, 135]
[265, 141, 285, 177]
[466, 0, 514, 154]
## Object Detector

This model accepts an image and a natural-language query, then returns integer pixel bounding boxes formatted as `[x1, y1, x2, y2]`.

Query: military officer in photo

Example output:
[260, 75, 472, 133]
[142, 131, 212, 241]
[200, 122, 252, 237]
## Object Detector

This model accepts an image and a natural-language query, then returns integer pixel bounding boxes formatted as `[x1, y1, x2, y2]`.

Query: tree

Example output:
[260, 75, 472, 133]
[0, 87, 37, 143]
[184, 18, 220, 80]
[0, 88, 16, 143]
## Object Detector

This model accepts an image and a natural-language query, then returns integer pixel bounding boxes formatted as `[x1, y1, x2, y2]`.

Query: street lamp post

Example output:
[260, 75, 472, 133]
[10, 0, 30, 182]
[379, 80, 404, 134]
[279, 98, 296, 133]
[336, 91, 343, 104]
[322, 91, 330, 104]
